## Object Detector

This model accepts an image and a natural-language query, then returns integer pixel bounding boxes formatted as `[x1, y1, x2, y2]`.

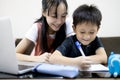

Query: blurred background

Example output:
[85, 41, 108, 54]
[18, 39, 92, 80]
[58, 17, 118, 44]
[0, 0, 120, 38]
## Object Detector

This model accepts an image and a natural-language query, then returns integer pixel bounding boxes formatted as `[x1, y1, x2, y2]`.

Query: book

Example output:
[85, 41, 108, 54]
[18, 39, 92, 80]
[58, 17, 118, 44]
[79, 64, 109, 72]
[32, 63, 79, 78]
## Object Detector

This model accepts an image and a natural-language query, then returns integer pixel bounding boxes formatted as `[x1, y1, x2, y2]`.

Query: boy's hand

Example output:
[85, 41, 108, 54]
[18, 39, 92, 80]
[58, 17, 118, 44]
[75, 56, 92, 69]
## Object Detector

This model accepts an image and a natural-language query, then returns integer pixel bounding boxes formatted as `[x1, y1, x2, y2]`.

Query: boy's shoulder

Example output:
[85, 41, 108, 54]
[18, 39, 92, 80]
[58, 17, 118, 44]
[65, 35, 77, 43]
[66, 35, 75, 39]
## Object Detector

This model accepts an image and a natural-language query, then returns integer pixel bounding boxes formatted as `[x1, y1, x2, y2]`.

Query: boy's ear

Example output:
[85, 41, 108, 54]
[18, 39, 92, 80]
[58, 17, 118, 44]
[96, 28, 100, 33]
[97, 27, 100, 31]
[72, 24, 76, 33]
[42, 12, 46, 17]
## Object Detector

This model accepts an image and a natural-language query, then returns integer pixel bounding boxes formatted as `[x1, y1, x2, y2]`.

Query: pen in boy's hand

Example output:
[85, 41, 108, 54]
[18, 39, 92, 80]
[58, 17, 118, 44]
[75, 41, 85, 56]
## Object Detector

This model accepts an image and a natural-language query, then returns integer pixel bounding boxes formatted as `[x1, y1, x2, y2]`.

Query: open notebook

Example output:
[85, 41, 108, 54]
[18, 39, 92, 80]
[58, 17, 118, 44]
[79, 64, 109, 72]
[32, 63, 108, 78]
[0, 17, 34, 75]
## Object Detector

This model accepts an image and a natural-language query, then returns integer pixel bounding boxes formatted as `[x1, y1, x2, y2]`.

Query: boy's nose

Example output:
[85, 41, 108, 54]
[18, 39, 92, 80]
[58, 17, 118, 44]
[84, 34, 90, 40]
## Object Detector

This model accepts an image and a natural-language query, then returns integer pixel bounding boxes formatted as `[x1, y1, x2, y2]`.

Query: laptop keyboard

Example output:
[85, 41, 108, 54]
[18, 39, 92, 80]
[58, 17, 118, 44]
[18, 65, 33, 70]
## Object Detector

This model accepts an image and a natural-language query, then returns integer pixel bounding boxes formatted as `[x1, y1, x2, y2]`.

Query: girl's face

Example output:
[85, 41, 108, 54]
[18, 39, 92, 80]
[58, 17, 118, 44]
[73, 22, 99, 45]
[43, 2, 67, 34]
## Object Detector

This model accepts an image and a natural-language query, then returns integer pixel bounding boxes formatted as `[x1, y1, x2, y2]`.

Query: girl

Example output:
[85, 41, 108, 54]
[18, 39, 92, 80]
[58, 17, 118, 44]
[16, 0, 74, 63]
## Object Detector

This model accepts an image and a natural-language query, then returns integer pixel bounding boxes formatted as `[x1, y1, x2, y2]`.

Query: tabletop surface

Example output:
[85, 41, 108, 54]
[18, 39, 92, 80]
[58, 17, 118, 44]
[0, 71, 120, 79]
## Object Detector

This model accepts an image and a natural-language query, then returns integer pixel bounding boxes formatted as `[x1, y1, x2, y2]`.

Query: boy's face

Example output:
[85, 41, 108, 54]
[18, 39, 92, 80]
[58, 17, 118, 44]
[73, 22, 99, 45]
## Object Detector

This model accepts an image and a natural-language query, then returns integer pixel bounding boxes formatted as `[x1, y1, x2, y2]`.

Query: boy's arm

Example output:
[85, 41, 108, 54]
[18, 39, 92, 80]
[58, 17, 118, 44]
[49, 48, 107, 68]
[49, 50, 77, 66]
[86, 47, 107, 65]
[49, 50, 92, 68]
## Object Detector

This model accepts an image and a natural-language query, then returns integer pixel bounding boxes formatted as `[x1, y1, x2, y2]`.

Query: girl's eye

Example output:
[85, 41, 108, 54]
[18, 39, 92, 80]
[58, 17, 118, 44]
[62, 12, 67, 18]
[51, 15, 57, 18]
[62, 16, 66, 18]
[62, 14, 67, 18]
[50, 14, 57, 18]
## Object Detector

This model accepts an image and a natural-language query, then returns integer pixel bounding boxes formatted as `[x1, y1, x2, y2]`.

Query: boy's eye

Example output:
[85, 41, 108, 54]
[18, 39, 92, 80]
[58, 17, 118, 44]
[89, 32, 94, 34]
[80, 32, 85, 34]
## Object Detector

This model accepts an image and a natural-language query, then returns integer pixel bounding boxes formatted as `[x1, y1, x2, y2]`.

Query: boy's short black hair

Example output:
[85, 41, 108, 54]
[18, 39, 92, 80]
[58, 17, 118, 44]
[72, 4, 102, 28]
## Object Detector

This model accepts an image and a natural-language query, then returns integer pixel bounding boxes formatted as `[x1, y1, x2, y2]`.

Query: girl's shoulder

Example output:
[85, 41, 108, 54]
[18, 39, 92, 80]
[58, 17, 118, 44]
[33, 22, 42, 29]
[31, 22, 42, 33]
[25, 22, 42, 44]
[36, 22, 42, 27]
[65, 17, 75, 37]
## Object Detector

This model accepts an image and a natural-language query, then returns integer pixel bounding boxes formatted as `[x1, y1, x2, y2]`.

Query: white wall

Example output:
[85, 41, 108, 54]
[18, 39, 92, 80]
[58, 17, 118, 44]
[0, 0, 120, 38]
[67, 0, 120, 37]
[0, 0, 41, 38]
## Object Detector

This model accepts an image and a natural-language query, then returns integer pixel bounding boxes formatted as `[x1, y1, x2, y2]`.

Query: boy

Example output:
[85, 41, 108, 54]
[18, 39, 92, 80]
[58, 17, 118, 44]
[49, 4, 107, 69]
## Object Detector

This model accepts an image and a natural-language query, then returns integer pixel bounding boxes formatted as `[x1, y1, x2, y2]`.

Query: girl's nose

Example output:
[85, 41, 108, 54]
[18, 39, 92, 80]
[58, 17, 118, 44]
[56, 18, 63, 25]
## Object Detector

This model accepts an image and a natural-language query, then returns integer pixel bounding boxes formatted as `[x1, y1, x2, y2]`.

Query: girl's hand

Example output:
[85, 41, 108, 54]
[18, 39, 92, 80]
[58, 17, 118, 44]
[32, 52, 51, 63]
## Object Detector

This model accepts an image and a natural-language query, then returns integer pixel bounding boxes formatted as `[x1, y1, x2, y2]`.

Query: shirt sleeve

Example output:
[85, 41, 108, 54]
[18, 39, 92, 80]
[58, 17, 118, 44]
[89, 36, 104, 54]
[25, 23, 38, 44]
[56, 37, 73, 56]
[65, 17, 75, 37]
[95, 36, 104, 48]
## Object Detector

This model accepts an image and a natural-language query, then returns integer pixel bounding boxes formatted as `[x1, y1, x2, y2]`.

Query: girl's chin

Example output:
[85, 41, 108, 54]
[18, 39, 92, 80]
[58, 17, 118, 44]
[53, 28, 60, 31]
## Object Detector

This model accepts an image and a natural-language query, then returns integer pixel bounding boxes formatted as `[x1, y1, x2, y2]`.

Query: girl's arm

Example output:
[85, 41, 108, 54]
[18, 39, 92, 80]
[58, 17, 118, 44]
[16, 52, 51, 63]
[16, 38, 51, 62]
[16, 38, 32, 54]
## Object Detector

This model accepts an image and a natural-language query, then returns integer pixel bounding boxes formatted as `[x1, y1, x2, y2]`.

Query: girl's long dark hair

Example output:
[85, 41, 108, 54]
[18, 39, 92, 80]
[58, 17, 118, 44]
[35, 0, 68, 53]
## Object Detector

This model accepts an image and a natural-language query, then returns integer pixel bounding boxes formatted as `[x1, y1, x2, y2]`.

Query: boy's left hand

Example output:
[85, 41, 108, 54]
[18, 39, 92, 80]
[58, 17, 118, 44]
[75, 56, 93, 69]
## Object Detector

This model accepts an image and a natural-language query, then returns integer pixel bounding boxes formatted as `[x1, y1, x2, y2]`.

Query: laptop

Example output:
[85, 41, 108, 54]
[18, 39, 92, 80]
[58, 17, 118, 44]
[0, 17, 34, 75]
